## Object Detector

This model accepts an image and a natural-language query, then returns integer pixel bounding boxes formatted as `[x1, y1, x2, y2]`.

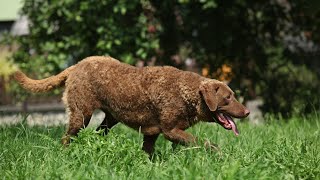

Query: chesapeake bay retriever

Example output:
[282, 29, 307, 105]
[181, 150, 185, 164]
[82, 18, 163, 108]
[15, 56, 250, 155]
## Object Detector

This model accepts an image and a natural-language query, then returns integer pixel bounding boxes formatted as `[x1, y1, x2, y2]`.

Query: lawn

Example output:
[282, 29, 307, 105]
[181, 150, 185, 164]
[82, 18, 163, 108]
[0, 115, 319, 179]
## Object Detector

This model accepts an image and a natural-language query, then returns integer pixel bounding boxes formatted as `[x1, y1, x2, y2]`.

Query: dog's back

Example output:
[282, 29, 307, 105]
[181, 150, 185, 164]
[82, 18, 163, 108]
[64, 56, 202, 130]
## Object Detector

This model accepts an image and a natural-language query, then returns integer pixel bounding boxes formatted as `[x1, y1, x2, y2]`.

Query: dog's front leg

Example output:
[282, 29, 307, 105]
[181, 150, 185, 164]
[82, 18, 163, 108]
[164, 128, 220, 151]
[163, 128, 197, 146]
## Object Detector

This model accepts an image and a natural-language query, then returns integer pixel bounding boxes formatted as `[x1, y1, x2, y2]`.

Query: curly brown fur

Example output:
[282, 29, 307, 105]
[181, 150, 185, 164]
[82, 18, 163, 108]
[14, 65, 75, 92]
[15, 56, 250, 156]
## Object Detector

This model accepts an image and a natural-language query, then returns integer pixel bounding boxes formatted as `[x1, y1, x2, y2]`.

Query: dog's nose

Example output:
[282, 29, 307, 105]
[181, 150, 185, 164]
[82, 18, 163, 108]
[244, 108, 250, 117]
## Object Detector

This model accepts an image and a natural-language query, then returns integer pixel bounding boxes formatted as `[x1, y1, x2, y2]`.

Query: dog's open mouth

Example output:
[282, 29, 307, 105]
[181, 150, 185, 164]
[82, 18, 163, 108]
[213, 112, 239, 136]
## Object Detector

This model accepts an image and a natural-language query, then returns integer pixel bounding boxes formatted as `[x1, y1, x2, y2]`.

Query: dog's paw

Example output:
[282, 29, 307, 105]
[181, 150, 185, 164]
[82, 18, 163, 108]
[61, 135, 71, 147]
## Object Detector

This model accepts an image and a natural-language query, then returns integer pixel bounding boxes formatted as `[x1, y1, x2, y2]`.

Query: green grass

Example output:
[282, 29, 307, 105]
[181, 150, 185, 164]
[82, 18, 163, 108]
[0, 115, 319, 180]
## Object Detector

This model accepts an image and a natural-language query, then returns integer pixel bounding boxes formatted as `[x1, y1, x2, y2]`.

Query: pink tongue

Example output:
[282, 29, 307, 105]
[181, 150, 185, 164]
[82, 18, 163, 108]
[225, 115, 239, 136]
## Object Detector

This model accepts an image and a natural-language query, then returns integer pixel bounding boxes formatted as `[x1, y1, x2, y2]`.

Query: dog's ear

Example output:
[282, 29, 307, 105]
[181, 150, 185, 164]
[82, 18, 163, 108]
[200, 82, 220, 111]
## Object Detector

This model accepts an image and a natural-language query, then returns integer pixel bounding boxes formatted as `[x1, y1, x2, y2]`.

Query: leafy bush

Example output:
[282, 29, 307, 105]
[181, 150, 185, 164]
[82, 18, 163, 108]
[259, 46, 320, 115]
[0, 49, 18, 104]
[5, 0, 320, 115]
[10, 0, 161, 76]
[0, 50, 17, 78]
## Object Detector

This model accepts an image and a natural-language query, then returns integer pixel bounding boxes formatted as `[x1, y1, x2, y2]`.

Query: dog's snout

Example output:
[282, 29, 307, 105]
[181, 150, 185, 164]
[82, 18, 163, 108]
[244, 108, 250, 117]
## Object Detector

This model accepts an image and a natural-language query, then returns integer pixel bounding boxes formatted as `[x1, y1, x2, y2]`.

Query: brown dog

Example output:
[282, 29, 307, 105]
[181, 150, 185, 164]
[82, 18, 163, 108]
[15, 56, 249, 155]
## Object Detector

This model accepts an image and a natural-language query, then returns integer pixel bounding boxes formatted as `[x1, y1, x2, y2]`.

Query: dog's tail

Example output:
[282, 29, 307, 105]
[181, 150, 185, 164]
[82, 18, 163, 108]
[14, 65, 75, 93]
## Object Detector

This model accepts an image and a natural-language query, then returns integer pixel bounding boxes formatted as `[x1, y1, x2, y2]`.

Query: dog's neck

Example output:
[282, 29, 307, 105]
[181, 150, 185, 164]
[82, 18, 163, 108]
[195, 98, 213, 122]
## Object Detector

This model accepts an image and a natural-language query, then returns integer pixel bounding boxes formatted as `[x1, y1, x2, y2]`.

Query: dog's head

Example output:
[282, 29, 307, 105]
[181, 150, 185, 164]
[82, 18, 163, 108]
[199, 80, 250, 136]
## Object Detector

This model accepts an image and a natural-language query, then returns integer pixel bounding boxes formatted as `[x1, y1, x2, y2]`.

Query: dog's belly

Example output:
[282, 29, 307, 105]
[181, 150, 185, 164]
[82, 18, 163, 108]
[113, 109, 161, 135]
[103, 100, 161, 133]
[114, 109, 158, 125]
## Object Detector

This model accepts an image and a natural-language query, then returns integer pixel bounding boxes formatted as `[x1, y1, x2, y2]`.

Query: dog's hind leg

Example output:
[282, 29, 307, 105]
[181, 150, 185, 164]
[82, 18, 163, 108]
[61, 106, 93, 146]
[61, 90, 98, 146]
[96, 110, 118, 135]
[142, 134, 159, 157]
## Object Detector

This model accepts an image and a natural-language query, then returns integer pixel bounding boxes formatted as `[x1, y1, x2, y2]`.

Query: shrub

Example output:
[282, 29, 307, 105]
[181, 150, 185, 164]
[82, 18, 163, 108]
[4, 0, 320, 115]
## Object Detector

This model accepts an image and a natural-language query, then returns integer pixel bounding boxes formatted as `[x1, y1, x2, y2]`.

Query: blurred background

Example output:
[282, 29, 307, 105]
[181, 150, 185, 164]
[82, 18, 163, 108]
[0, 0, 319, 124]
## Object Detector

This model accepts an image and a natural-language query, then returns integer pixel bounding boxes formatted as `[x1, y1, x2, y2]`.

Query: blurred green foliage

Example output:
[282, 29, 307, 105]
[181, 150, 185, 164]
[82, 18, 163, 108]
[0, 50, 17, 78]
[8, 0, 161, 77]
[0, 49, 18, 105]
[4, 0, 320, 115]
